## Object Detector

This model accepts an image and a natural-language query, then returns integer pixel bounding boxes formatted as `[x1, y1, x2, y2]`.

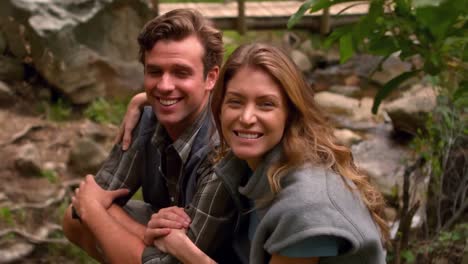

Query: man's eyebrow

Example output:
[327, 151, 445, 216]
[145, 64, 161, 70]
[172, 64, 194, 72]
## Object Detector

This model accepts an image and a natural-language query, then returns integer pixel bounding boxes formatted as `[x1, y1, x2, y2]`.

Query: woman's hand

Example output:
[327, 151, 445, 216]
[144, 206, 191, 246]
[154, 229, 216, 264]
[114, 92, 148, 150]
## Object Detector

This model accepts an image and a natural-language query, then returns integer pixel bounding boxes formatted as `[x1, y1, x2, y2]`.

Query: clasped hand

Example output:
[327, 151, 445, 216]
[144, 206, 192, 253]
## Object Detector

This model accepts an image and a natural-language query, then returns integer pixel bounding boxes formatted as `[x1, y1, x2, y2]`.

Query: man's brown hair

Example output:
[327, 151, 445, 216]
[138, 8, 223, 77]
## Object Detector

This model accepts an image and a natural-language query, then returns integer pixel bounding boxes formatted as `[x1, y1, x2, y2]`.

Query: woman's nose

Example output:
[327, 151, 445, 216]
[239, 105, 257, 125]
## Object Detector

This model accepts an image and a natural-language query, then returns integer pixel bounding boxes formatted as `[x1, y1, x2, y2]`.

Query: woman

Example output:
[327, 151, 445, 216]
[124, 43, 388, 263]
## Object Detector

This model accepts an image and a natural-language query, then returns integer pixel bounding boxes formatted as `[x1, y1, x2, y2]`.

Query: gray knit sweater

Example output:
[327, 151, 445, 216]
[215, 146, 386, 264]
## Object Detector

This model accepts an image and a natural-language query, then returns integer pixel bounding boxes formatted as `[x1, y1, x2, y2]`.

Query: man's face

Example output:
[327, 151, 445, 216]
[144, 35, 218, 139]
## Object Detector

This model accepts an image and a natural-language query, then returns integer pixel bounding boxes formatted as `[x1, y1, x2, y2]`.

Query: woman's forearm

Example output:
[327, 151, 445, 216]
[160, 230, 216, 264]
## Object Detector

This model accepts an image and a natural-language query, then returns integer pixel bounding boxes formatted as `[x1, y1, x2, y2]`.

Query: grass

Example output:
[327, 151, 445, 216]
[84, 97, 129, 125]
[37, 98, 73, 122]
[40, 169, 59, 184]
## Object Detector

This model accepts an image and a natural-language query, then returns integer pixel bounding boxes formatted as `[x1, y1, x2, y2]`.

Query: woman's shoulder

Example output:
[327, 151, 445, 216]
[280, 164, 347, 196]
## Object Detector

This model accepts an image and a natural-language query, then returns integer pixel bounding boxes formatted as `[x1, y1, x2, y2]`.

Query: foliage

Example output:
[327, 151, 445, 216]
[412, 90, 467, 235]
[289, 0, 467, 263]
[40, 98, 72, 122]
[84, 97, 128, 125]
[0, 207, 14, 226]
[288, 0, 468, 112]
[39, 169, 58, 184]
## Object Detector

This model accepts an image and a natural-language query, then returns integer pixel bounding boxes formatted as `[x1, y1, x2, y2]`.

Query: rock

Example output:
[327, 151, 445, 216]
[371, 55, 413, 85]
[333, 129, 362, 147]
[0, 80, 15, 105]
[314, 91, 359, 115]
[352, 125, 410, 196]
[68, 137, 107, 174]
[290, 49, 312, 72]
[329, 85, 361, 98]
[433, 258, 449, 264]
[80, 120, 111, 142]
[0, 192, 7, 202]
[344, 74, 360, 86]
[353, 97, 382, 122]
[282, 32, 301, 50]
[15, 143, 42, 176]
[0, 31, 6, 54]
[383, 84, 437, 135]
[0, 0, 153, 104]
[462, 249, 468, 264]
[0, 55, 24, 81]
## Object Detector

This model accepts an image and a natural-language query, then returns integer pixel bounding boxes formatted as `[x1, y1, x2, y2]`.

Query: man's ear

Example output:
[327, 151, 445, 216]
[205, 66, 219, 91]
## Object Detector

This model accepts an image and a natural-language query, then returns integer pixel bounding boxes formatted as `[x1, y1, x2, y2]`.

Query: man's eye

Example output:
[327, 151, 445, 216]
[175, 71, 190, 78]
[147, 70, 162, 76]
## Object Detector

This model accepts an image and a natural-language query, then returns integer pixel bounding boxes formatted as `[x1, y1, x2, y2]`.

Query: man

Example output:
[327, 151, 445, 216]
[62, 9, 240, 263]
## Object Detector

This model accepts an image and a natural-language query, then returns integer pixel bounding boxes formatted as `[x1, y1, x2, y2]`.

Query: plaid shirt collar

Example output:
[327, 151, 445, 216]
[150, 106, 209, 164]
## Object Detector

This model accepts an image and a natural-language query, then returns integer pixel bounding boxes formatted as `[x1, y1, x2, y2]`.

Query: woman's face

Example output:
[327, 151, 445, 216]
[221, 66, 288, 170]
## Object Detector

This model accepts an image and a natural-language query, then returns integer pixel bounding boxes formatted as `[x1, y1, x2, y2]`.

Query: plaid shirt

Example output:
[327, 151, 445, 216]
[94, 107, 238, 264]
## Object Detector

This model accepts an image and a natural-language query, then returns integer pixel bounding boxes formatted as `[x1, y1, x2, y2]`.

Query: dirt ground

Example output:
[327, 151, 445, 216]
[0, 97, 116, 263]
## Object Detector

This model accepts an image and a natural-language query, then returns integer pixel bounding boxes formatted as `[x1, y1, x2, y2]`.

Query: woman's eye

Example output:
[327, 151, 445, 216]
[225, 99, 242, 106]
[260, 101, 275, 108]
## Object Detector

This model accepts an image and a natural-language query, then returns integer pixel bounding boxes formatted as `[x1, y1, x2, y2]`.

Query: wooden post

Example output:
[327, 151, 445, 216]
[151, 0, 159, 16]
[237, 0, 246, 35]
[320, 7, 330, 35]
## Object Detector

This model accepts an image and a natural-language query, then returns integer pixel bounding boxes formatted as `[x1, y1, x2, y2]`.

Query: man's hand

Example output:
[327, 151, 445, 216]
[143, 206, 191, 246]
[114, 92, 148, 151]
[72, 175, 129, 219]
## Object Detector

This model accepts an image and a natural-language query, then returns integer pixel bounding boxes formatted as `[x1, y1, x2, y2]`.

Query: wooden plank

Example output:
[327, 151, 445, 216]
[157, 1, 368, 32]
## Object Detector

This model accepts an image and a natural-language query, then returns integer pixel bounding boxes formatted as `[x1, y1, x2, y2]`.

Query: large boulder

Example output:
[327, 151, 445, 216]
[290, 49, 312, 72]
[314, 91, 359, 116]
[0, 81, 15, 105]
[383, 84, 437, 135]
[351, 125, 411, 196]
[0, 0, 153, 104]
[314, 92, 385, 130]
[15, 143, 42, 177]
[0, 55, 24, 82]
[68, 137, 108, 174]
[0, 31, 6, 54]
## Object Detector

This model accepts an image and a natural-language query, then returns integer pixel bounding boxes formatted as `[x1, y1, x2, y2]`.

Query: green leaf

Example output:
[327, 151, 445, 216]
[288, 0, 316, 29]
[454, 81, 468, 100]
[368, 36, 400, 56]
[324, 25, 353, 48]
[372, 70, 421, 114]
[415, 0, 466, 41]
[401, 250, 416, 263]
[288, 0, 360, 28]
[339, 33, 354, 63]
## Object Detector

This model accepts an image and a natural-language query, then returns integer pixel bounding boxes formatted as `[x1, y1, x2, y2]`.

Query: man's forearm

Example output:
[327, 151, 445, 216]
[108, 204, 146, 240]
[81, 202, 146, 263]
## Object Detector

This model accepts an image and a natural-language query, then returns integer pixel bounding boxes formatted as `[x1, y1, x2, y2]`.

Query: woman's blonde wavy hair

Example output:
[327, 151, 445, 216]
[211, 43, 389, 243]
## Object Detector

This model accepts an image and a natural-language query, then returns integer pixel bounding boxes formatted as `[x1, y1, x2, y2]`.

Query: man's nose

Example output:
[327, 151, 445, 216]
[156, 74, 175, 92]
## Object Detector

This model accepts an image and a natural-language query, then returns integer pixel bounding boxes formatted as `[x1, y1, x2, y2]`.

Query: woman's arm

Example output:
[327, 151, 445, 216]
[269, 254, 319, 264]
[154, 229, 216, 264]
[115, 92, 148, 150]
